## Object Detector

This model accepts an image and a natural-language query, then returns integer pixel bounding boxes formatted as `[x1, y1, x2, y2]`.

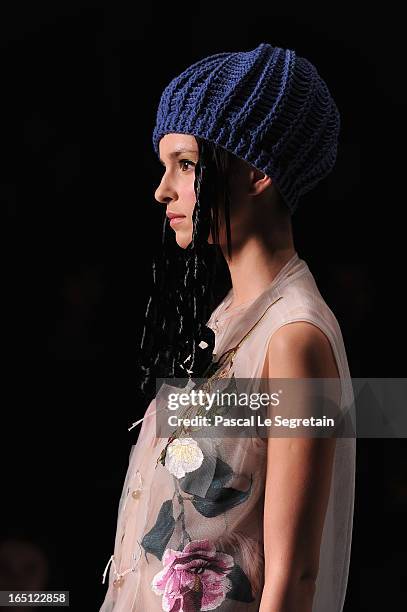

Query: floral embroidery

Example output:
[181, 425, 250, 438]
[165, 437, 204, 478]
[146, 317, 273, 609]
[144, 458, 255, 606]
[151, 539, 234, 611]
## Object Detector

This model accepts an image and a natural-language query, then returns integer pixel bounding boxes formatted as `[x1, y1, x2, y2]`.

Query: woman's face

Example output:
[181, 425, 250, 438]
[154, 132, 274, 252]
[154, 133, 199, 249]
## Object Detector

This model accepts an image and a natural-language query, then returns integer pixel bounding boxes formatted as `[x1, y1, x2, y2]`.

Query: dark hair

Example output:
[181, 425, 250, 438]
[137, 137, 235, 405]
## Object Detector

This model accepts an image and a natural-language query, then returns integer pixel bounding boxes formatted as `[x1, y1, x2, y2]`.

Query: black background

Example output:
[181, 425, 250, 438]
[2, 2, 406, 610]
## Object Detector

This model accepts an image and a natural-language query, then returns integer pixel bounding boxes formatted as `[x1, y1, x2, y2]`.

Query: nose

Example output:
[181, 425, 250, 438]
[154, 173, 175, 206]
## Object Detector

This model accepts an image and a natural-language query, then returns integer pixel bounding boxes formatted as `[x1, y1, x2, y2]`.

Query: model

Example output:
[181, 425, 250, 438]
[100, 42, 356, 612]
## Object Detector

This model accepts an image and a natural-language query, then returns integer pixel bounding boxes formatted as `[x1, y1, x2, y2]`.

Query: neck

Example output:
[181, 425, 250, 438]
[222, 230, 296, 309]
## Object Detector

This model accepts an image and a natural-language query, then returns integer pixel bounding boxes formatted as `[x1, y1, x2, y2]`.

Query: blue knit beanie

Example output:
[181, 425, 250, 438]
[152, 42, 340, 215]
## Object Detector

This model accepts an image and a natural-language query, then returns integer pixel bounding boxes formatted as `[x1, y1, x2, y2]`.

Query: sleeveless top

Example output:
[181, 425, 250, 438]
[99, 251, 356, 612]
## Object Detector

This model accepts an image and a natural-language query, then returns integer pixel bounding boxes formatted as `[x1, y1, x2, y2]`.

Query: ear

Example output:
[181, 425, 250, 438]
[248, 167, 272, 196]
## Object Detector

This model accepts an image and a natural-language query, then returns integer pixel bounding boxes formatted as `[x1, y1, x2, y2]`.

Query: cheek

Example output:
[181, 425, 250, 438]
[181, 183, 197, 218]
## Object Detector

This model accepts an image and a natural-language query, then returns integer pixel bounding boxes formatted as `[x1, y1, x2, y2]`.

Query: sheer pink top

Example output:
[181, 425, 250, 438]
[99, 252, 356, 612]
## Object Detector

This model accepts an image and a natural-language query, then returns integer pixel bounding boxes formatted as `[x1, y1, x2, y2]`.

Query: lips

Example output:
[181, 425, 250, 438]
[166, 211, 187, 228]
[166, 211, 186, 220]
[169, 216, 186, 227]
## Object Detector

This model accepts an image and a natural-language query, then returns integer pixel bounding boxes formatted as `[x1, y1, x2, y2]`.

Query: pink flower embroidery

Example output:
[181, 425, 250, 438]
[151, 539, 234, 611]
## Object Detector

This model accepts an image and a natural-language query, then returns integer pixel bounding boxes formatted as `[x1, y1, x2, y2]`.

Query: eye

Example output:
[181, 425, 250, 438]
[179, 159, 196, 172]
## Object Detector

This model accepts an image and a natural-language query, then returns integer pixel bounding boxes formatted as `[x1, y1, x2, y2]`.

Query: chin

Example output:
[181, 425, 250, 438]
[175, 230, 193, 249]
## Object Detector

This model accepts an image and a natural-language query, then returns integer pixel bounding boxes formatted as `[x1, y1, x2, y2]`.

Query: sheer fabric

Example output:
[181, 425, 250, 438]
[99, 252, 356, 612]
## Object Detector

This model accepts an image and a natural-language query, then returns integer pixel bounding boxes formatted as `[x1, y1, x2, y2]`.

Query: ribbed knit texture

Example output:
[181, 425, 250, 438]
[152, 42, 340, 214]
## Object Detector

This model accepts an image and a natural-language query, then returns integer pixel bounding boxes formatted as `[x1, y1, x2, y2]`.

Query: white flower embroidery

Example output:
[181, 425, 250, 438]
[164, 437, 204, 478]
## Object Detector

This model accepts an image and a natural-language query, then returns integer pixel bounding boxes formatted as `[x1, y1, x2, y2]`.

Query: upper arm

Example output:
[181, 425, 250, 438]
[262, 320, 340, 379]
[261, 322, 339, 586]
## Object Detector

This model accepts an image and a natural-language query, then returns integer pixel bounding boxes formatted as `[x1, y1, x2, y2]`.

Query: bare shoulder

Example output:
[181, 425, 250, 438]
[262, 321, 340, 378]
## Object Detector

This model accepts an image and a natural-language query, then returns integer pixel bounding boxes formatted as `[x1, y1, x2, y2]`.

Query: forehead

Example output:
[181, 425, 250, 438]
[159, 133, 198, 156]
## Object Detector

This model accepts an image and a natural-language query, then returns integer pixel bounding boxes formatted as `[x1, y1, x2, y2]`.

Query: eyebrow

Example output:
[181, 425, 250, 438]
[159, 148, 198, 165]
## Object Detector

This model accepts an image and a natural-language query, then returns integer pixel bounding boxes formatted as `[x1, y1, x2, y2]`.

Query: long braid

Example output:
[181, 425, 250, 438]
[182, 143, 209, 376]
[138, 138, 233, 406]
